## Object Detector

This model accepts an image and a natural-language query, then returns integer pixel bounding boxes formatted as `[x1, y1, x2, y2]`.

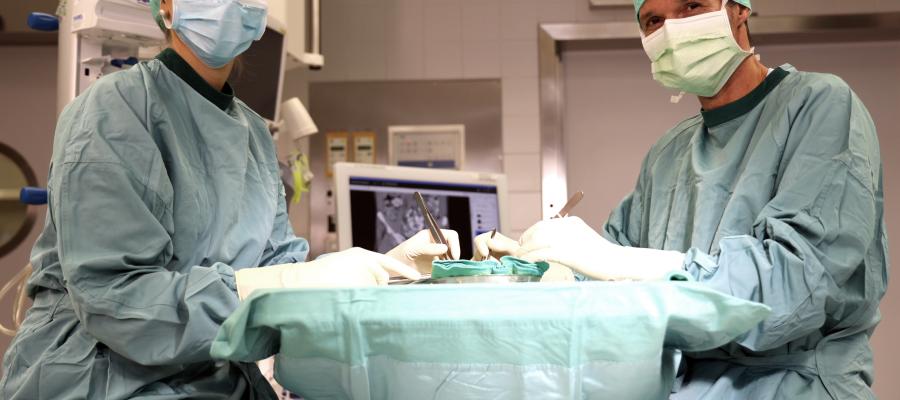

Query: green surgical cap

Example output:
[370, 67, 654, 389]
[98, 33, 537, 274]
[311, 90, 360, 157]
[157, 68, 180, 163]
[634, 0, 752, 21]
[149, 0, 166, 31]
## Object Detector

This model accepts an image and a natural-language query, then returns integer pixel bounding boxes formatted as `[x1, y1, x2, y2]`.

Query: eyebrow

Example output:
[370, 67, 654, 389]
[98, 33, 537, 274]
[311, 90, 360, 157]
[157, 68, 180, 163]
[640, 0, 697, 24]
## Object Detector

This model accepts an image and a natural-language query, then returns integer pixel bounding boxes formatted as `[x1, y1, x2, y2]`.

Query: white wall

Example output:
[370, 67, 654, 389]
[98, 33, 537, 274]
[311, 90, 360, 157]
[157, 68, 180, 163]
[308, 0, 900, 237]
[0, 45, 57, 364]
[563, 40, 900, 399]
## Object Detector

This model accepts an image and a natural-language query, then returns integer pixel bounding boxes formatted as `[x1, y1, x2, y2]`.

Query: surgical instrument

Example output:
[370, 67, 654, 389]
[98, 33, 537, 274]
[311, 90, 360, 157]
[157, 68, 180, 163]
[414, 192, 453, 260]
[554, 191, 584, 219]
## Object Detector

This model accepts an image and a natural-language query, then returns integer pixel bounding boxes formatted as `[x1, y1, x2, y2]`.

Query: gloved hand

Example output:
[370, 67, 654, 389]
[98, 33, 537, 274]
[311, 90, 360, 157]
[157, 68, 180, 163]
[472, 231, 520, 261]
[386, 229, 461, 274]
[235, 247, 421, 299]
[515, 217, 688, 281]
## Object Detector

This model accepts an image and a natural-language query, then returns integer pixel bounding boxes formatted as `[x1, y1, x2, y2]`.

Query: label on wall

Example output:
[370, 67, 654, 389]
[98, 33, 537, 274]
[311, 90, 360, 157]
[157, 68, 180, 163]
[352, 131, 377, 165]
[325, 132, 349, 177]
[388, 124, 465, 170]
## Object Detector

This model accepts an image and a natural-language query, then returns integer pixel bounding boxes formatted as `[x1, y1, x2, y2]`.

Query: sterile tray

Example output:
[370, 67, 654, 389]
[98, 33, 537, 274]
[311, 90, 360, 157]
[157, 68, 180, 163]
[389, 274, 542, 285]
[426, 274, 542, 284]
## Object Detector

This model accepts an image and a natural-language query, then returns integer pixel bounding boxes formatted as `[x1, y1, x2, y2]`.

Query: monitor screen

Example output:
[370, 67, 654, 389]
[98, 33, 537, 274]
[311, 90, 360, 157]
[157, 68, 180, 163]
[229, 26, 284, 121]
[347, 176, 501, 259]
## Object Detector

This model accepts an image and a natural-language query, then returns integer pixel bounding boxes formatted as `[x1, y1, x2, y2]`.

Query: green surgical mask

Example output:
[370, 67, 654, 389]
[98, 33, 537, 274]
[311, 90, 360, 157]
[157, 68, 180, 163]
[641, 1, 752, 98]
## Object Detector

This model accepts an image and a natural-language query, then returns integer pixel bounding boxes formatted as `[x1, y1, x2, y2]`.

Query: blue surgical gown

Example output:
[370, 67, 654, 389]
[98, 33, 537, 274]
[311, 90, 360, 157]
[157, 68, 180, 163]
[603, 65, 887, 399]
[0, 52, 309, 399]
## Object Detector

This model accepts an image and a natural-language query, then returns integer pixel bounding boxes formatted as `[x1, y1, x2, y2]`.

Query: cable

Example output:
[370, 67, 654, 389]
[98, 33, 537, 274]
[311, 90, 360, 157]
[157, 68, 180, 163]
[0, 263, 32, 336]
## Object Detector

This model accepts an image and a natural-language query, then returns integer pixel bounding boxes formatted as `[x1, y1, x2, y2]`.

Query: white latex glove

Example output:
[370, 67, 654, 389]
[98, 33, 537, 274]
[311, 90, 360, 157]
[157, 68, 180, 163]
[386, 229, 461, 274]
[540, 263, 576, 282]
[515, 217, 687, 281]
[235, 247, 421, 300]
[472, 231, 520, 261]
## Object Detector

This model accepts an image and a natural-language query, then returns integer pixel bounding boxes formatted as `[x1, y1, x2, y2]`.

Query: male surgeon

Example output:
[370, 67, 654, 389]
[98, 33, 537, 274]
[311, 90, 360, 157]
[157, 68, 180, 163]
[476, 1, 888, 398]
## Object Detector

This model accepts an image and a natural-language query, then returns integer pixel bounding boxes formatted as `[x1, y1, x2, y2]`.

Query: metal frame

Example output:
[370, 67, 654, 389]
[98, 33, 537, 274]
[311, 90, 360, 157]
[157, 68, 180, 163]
[538, 12, 900, 215]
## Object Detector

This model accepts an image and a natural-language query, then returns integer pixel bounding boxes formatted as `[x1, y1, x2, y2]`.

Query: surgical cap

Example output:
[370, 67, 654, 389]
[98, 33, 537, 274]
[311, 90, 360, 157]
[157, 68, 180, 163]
[149, 0, 166, 31]
[633, 0, 752, 21]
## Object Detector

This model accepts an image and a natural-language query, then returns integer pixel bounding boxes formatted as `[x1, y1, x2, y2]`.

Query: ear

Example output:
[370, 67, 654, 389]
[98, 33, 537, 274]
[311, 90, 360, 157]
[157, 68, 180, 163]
[730, 4, 751, 27]
[160, 0, 173, 20]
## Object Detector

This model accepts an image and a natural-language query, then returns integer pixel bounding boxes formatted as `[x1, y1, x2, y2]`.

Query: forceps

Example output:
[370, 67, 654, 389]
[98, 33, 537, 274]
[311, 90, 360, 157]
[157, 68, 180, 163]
[478, 229, 497, 261]
[414, 192, 453, 261]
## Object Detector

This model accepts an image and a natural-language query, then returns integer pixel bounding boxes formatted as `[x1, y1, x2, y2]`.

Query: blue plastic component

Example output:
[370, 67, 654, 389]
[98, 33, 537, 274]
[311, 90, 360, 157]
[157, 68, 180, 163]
[27, 12, 59, 32]
[110, 57, 140, 68]
[20, 187, 48, 205]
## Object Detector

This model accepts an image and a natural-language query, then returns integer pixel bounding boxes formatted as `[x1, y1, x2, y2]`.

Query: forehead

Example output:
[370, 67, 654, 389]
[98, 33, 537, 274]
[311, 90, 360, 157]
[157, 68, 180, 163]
[639, 0, 719, 19]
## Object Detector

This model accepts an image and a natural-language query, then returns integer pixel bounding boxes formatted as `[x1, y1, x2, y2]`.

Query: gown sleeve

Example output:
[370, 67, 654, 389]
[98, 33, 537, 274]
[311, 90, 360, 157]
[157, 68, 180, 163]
[54, 85, 241, 366]
[258, 180, 310, 266]
[682, 80, 884, 351]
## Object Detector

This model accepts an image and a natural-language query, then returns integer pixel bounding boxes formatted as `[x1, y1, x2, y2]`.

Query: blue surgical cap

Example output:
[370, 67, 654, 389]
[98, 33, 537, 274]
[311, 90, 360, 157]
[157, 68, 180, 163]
[634, 0, 752, 21]
[149, 0, 166, 31]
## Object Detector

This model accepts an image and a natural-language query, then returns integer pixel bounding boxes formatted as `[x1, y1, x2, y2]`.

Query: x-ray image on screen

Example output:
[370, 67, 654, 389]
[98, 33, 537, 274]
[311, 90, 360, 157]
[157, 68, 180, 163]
[348, 176, 500, 259]
[373, 193, 448, 253]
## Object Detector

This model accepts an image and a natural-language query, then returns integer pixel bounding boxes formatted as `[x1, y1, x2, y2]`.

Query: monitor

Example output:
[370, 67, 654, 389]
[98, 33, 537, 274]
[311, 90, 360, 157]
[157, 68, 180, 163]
[334, 163, 508, 260]
[228, 21, 287, 122]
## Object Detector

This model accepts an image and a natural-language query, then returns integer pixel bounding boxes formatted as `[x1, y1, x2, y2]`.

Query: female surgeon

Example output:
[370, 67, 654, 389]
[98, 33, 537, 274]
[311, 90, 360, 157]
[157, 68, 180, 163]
[0, 0, 458, 398]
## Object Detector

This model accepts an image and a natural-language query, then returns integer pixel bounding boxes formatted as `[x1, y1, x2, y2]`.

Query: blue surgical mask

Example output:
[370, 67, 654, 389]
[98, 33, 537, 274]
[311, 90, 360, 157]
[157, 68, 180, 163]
[167, 0, 268, 68]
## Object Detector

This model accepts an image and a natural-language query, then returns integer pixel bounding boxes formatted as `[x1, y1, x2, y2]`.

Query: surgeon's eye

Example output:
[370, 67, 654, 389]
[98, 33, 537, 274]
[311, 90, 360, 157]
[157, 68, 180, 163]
[684, 2, 703, 15]
[645, 16, 663, 31]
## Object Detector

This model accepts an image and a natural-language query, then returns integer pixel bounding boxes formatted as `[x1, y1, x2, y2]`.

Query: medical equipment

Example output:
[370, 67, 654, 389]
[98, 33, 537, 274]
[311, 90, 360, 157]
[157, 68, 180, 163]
[388, 124, 466, 169]
[211, 282, 771, 399]
[228, 21, 289, 122]
[473, 229, 521, 261]
[280, 98, 319, 145]
[27, 12, 60, 31]
[0, 143, 43, 337]
[553, 190, 584, 218]
[479, 229, 498, 261]
[0, 143, 39, 258]
[274, 0, 324, 69]
[271, 98, 318, 204]
[427, 274, 541, 284]
[55, 0, 165, 113]
[0, 263, 32, 337]
[431, 256, 549, 279]
[414, 192, 453, 260]
[333, 163, 508, 260]
[56, 0, 295, 118]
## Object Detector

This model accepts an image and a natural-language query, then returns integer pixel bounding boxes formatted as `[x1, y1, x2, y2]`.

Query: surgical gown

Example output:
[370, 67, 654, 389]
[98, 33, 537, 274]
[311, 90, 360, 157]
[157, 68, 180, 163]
[603, 65, 887, 399]
[0, 50, 309, 399]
